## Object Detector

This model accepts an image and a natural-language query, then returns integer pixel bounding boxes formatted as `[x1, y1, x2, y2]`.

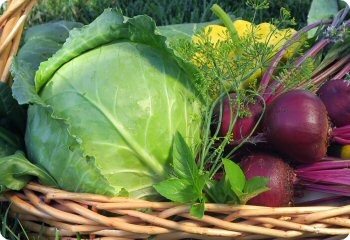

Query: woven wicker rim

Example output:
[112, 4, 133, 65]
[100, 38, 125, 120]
[1, 182, 349, 240]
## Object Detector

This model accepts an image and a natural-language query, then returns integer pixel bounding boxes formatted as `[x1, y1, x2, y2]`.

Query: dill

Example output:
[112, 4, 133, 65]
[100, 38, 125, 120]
[170, 1, 313, 178]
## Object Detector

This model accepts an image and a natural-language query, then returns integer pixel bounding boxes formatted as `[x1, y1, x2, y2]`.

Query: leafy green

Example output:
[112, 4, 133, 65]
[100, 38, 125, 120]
[12, 9, 202, 199]
[154, 132, 207, 218]
[223, 159, 269, 204]
[0, 127, 23, 157]
[0, 151, 57, 193]
[206, 178, 239, 204]
[155, 137, 269, 214]
[0, 82, 26, 135]
[17, 21, 83, 71]
[223, 158, 245, 195]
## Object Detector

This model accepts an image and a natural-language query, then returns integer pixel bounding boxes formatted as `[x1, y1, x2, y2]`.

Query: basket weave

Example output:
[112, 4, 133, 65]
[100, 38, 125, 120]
[2, 182, 350, 240]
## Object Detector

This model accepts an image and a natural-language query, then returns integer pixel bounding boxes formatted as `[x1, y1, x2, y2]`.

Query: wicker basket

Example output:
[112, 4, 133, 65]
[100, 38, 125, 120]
[1, 1, 350, 240]
[1, 182, 349, 240]
[0, 0, 36, 84]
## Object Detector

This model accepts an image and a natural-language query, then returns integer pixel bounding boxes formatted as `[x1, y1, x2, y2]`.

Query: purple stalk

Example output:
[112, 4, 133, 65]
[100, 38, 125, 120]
[297, 169, 350, 185]
[296, 159, 350, 171]
[331, 125, 350, 144]
[332, 125, 350, 134]
[299, 183, 350, 196]
[333, 62, 350, 79]
[322, 156, 350, 161]
[259, 20, 332, 96]
[266, 54, 350, 105]
[295, 157, 350, 196]
[261, 6, 350, 103]
[296, 195, 348, 206]
[332, 137, 350, 144]
[310, 54, 350, 86]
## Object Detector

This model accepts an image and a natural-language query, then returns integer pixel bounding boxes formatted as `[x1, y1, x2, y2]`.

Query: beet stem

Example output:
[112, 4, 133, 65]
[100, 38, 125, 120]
[299, 183, 350, 196]
[259, 20, 332, 95]
[333, 62, 350, 79]
[332, 125, 350, 133]
[332, 136, 350, 144]
[261, 8, 350, 103]
[296, 195, 348, 206]
[296, 160, 350, 171]
[298, 169, 350, 185]
[309, 54, 350, 88]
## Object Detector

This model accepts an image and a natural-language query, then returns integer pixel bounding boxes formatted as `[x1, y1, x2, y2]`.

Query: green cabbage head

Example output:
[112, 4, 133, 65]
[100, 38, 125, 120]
[13, 10, 202, 199]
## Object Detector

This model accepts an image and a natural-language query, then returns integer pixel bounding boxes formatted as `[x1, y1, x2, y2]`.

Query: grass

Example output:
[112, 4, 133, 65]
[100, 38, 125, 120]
[27, 0, 312, 28]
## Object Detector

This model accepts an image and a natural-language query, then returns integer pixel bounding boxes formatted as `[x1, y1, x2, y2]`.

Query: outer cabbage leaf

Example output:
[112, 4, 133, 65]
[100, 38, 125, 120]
[0, 151, 57, 193]
[0, 127, 23, 157]
[17, 21, 83, 71]
[0, 82, 26, 134]
[20, 9, 203, 199]
[12, 20, 83, 104]
[26, 105, 117, 196]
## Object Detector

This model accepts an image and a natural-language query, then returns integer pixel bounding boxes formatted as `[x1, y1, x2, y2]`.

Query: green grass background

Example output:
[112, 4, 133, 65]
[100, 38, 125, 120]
[27, 0, 312, 28]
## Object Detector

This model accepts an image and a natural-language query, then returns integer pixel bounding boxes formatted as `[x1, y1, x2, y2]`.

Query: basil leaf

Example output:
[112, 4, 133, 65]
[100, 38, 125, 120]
[240, 176, 270, 204]
[223, 158, 246, 196]
[154, 178, 198, 203]
[173, 132, 198, 179]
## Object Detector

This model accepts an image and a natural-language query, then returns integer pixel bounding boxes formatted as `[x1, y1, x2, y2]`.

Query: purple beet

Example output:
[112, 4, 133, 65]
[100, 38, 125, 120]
[238, 152, 350, 207]
[213, 93, 263, 145]
[240, 152, 296, 207]
[263, 89, 329, 163]
[317, 79, 350, 127]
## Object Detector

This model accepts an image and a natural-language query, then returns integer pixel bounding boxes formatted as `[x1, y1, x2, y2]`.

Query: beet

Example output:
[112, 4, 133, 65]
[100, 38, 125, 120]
[240, 152, 296, 207]
[317, 79, 350, 127]
[263, 89, 329, 163]
[238, 152, 350, 207]
[213, 93, 263, 145]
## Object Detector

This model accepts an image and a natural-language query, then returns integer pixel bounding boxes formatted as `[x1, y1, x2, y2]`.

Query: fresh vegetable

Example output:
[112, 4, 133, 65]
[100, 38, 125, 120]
[317, 79, 350, 127]
[1, 1, 347, 216]
[239, 151, 350, 207]
[0, 78, 56, 193]
[263, 89, 329, 163]
[240, 152, 295, 207]
[213, 93, 264, 145]
[12, 9, 203, 199]
[263, 88, 350, 163]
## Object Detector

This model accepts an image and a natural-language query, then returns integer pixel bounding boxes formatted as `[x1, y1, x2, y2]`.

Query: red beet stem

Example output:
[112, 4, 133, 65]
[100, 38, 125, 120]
[298, 183, 350, 196]
[296, 159, 350, 171]
[297, 169, 350, 185]
[260, 20, 333, 95]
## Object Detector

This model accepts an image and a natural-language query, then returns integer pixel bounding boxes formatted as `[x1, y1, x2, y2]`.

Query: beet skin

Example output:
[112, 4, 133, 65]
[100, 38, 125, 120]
[263, 89, 329, 163]
[240, 152, 296, 207]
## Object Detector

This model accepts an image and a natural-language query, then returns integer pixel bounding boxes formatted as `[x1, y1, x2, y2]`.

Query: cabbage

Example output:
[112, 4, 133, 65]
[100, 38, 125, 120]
[12, 9, 202, 199]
